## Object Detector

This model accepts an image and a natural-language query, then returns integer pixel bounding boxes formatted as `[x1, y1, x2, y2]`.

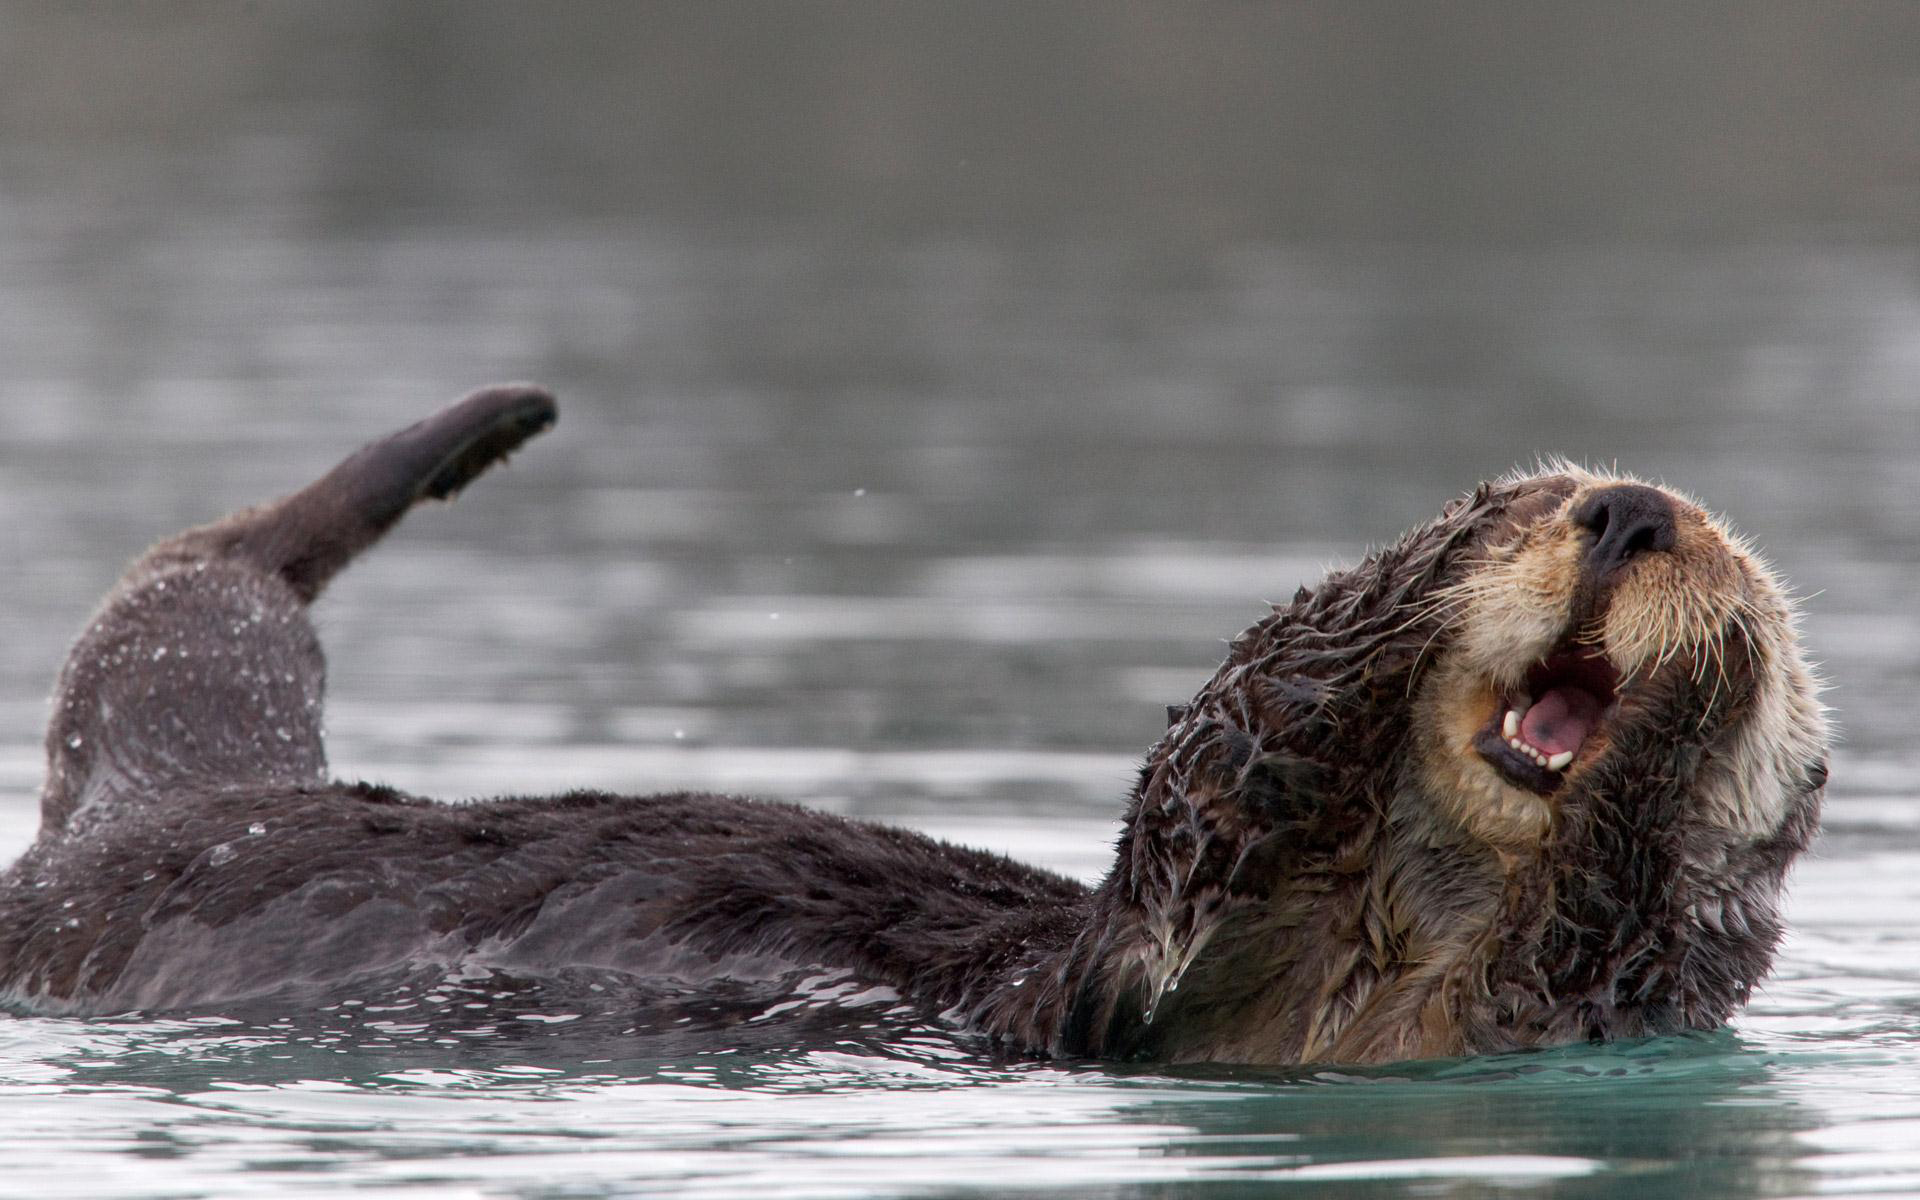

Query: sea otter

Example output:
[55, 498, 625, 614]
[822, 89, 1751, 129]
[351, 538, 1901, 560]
[0, 387, 1827, 1065]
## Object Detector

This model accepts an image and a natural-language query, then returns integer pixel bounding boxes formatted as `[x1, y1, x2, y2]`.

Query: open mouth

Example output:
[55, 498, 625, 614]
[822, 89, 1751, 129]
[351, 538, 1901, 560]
[1471, 642, 1621, 795]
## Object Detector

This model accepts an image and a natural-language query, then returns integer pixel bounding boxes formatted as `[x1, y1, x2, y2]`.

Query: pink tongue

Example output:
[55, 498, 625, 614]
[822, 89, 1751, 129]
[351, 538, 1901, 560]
[1520, 686, 1601, 757]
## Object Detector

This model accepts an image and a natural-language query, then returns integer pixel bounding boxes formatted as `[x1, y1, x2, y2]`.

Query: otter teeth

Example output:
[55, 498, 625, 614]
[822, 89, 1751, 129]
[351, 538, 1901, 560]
[1501, 731, 1576, 772]
[1505, 733, 1548, 768]
[1501, 695, 1535, 743]
[1500, 697, 1575, 773]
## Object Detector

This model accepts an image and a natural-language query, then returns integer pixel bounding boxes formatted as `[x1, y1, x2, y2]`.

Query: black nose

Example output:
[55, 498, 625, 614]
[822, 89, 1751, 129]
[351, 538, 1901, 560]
[1572, 484, 1677, 579]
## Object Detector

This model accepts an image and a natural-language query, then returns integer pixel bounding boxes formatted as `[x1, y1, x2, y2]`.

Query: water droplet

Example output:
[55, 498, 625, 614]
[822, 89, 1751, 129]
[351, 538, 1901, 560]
[65, 733, 83, 750]
[248, 822, 266, 836]
[152, 646, 168, 661]
[207, 842, 237, 867]
[673, 729, 686, 740]
[853, 487, 867, 497]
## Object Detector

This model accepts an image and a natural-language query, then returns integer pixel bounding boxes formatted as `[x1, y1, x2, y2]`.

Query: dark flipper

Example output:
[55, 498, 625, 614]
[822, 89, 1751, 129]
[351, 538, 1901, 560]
[38, 385, 558, 837]
[179, 383, 558, 603]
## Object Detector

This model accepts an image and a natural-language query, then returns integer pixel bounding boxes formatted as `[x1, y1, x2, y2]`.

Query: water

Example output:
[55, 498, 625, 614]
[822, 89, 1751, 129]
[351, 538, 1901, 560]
[2, 4, 1920, 1196]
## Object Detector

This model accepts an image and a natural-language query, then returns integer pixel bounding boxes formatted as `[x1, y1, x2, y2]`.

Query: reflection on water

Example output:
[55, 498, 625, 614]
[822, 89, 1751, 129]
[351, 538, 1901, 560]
[3, 3, 1920, 1197]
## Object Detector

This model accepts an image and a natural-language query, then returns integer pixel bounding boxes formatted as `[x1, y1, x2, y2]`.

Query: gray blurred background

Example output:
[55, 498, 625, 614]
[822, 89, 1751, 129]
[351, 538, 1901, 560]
[0, 1, 1915, 832]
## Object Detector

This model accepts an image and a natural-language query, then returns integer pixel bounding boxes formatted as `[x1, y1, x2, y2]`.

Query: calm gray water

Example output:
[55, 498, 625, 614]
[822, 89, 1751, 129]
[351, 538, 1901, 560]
[2, 4, 1919, 1197]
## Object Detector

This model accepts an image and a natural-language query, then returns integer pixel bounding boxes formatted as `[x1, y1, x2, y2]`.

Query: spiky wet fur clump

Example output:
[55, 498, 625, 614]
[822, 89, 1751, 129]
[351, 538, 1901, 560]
[0, 404, 1828, 1068]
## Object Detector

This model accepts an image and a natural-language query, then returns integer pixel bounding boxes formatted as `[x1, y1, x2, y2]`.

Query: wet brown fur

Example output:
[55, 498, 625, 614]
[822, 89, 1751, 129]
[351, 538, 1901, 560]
[972, 466, 1827, 1063]
[0, 395, 1828, 1065]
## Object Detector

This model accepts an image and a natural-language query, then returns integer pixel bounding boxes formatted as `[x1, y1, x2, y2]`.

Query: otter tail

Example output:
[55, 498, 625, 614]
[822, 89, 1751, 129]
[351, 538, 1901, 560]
[38, 385, 558, 836]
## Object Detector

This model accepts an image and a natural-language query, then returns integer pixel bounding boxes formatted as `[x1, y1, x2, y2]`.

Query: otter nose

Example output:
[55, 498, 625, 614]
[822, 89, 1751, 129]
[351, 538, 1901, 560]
[1572, 484, 1677, 579]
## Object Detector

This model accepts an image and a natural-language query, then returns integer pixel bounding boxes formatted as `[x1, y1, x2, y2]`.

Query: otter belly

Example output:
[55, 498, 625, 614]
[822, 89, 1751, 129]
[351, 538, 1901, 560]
[89, 875, 821, 1015]
[0, 783, 1085, 1020]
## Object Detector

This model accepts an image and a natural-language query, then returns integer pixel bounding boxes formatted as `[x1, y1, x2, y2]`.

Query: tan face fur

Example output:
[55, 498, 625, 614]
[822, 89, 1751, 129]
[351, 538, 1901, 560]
[1410, 465, 1827, 853]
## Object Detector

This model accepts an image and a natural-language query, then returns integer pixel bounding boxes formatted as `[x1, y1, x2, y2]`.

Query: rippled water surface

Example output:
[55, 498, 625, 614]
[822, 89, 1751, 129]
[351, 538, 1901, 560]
[3, 5, 1920, 1197]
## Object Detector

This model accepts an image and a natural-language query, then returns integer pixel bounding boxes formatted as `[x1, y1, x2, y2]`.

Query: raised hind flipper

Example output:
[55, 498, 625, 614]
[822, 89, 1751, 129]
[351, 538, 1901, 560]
[158, 383, 557, 602]
[39, 385, 558, 836]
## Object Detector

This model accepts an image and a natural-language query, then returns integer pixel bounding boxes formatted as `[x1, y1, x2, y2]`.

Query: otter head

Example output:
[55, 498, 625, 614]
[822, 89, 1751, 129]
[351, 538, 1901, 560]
[1044, 466, 1827, 1064]
[1413, 466, 1827, 856]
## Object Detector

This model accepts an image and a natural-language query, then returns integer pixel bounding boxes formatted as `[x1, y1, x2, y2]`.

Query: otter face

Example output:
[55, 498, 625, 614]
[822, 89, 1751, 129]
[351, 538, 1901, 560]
[1412, 467, 1826, 851]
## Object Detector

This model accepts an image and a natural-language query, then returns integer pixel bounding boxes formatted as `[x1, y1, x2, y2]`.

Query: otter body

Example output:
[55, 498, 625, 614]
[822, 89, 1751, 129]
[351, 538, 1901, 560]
[0, 389, 1828, 1065]
[0, 782, 1087, 1017]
